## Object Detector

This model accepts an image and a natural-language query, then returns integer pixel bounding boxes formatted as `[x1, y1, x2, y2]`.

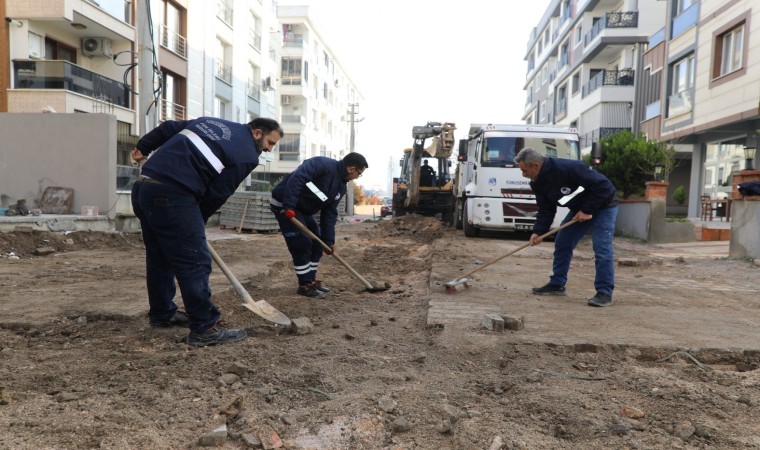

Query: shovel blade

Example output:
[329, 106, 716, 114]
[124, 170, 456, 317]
[242, 299, 291, 326]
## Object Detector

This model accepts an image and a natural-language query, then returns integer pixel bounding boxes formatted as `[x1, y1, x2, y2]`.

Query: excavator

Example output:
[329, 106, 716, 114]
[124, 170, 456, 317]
[392, 122, 456, 221]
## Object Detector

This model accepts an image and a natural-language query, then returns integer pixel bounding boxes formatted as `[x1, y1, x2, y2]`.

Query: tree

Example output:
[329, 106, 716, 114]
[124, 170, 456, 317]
[352, 183, 366, 205]
[596, 131, 676, 198]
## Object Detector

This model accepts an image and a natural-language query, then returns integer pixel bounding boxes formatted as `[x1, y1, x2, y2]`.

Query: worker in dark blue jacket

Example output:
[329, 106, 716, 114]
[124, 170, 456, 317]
[270, 153, 368, 298]
[130, 117, 283, 345]
[515, 147, 619, 307]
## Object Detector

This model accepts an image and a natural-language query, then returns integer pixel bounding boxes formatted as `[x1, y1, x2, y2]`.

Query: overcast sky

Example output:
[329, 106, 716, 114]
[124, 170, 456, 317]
[279, 0, 549, 193]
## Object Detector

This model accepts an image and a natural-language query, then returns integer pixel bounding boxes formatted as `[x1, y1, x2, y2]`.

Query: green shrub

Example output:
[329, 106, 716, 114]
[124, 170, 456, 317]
[673, 185, 686, 205]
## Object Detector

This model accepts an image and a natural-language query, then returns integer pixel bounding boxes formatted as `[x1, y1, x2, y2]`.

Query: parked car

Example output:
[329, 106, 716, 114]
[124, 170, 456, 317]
[380, 199, 393, 217]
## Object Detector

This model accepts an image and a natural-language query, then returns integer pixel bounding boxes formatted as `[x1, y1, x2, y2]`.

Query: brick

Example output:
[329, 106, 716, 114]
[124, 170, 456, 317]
[481, 314, 504, 331]
[500, 314, 525, 331]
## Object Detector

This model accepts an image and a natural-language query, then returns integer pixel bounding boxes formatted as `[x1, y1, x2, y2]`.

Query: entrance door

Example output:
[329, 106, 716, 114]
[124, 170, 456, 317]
[703, 139, 744, 200]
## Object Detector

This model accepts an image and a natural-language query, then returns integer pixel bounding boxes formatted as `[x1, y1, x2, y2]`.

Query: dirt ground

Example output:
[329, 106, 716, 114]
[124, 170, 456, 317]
[1, 215, 760, 450]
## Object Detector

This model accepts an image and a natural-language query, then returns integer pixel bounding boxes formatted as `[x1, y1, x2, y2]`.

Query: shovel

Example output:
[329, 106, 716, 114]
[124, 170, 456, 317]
[207, 242, 291, 326]
[444, 218, 579, 293]
[288, 217, 390, 292]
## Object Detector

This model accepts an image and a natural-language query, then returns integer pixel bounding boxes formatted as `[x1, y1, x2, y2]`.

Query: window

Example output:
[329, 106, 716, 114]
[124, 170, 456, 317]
[278, 134, 300, 161]
[281, 57, 303, 85]
[160, 70, 186, 121]
[718, 24, 744, 77]
[575, 25, 583, 45]
[45, 37, 76, 63]
[676, 0, 694, 16]
[214, 96, 228, 119]
[672, 54, 695, 94]
[571, 72, 580, 95]
[668, 53, 695, 117]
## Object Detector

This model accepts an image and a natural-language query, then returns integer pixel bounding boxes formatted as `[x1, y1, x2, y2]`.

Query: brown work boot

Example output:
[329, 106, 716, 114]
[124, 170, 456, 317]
[313, 280, 331, 293]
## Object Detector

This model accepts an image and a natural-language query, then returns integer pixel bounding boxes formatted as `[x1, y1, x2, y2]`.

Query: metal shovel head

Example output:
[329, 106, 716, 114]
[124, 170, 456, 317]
[365, 281, 391, 292]
[242, 299, 291, 326]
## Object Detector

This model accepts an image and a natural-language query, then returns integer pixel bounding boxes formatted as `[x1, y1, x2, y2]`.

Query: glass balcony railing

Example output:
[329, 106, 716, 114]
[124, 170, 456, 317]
[247, 80, 261, 101]
[249, 28, 262, 51]
[649, 27, 665, 48]
[85, 0, 132, 24]
[217, 0, 233, 24]
[13, 60, 130, 108]
[214, 59, 232, 83]
[671, 3, 699, 39]
[668, 88, 694, 117]
[644, 100, 661, 120]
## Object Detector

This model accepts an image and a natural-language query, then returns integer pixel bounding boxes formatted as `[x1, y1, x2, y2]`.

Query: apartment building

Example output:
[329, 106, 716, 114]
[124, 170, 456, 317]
[639, 0, 760, 217]
[523, 0, 665, 151]
[270, 4, 363, 183]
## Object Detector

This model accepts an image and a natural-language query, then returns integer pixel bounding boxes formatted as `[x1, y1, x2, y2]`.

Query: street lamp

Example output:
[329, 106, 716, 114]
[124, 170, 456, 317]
[654, 163, 664, 182]
[744, 146, 756, 171]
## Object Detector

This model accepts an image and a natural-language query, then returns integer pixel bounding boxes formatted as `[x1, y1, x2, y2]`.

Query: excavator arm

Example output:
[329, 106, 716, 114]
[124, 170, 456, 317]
[405, 122, 456, 209]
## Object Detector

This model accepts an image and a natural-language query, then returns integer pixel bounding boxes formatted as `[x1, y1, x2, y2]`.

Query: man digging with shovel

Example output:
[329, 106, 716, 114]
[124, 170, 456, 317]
[270, 153, 369, 298]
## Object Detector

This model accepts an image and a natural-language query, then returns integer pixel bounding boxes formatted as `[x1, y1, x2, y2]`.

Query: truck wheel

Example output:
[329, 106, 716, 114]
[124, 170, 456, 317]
[463, 202, 479, 237]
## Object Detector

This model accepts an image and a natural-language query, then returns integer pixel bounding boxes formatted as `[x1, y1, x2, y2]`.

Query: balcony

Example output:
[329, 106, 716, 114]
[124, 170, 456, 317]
[217, 0, 233, 24]
[582, 69, 635, 97]
[283, 38, 305, 48]
[584, 12, 639, 47]
[247, 80, 261, 101]
[644, 100, 661, 121]
[249, 28, 262, 51]
[159, 98, 186, 122]
[667, 88, 694, 118]
[160, 25, 187, 58]
[13, 60, 130, 109]
[84, 0, 132, 24]
[6, 0, 134, 40]
[281, 115, 306, 125]
[580, 127, 630, 148]
[671, 3, 699, 39]
[214, 60, 232, 84]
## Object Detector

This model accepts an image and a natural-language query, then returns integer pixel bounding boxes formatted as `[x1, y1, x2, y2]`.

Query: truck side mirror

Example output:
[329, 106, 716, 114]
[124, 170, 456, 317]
[457, 139, 468, 161]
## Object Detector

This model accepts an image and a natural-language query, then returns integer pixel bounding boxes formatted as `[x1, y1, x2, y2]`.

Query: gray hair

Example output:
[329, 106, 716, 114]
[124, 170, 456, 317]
[514, 147, 545, 166]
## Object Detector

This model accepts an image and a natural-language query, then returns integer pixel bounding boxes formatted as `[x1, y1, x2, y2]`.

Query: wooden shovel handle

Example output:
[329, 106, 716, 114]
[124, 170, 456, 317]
[288, 216, 374, 289]
[460, 218, 579, 279]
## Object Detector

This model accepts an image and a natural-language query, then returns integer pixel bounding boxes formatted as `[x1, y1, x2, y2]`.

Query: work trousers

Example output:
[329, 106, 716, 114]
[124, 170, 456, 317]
[550, 205, 618, 297]
[131, 180, 220, 333]
[271, 208, 324, 286]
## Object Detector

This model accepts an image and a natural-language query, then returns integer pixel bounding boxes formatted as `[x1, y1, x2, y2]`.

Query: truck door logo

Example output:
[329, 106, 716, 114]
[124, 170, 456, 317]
[488, 177, 497, 186]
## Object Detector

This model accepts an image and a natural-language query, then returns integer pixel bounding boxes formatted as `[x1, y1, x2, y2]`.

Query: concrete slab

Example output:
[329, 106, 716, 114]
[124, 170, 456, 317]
[0, 215, 113, 233]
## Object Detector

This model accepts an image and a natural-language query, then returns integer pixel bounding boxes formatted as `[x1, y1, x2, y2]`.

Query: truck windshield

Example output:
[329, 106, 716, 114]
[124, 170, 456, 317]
[481, 137, 579, 167]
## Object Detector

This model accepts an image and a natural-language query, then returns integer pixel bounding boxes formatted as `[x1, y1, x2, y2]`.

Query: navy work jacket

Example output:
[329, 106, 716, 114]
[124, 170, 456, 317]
[530, 158, 618, 235]
[136, 117, 260, 220]
[271, 157, 348, 246]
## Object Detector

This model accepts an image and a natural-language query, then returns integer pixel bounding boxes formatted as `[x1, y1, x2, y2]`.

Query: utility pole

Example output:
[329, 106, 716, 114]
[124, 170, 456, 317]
[347, 103, 359, 152]
[137, 0, 158, 135]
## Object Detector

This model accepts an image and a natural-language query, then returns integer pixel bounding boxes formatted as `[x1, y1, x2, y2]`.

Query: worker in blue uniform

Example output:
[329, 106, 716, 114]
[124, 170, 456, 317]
[130, 117, 283, 346]
[270, 153, 369, 298]
[515, 147, 619, 307]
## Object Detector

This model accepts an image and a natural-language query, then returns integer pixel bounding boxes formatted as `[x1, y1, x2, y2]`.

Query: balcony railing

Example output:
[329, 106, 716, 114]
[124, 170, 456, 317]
[13, 60, 130, 108]
[249, 28, 262, 51]
[281, 115, 306, 125]
[85, 0, 132, 24]
[582, 69, 635, 97]
[160, 98, 186, 122]
[584, 11, 639, 47]
[217, 0, 233, 24]
[671, 3, 698, 39]
[281, 75, 303, 86]
[160, 25, 187, 58]
[214, 60, 232, 83]
[649, 27, 665, 48]
[668, 88, 694, 117]
[283, 38, 304, 48]
[580, 127, 630, 148]
[247, 80, 261, 101]
[644, 100, 661, 121]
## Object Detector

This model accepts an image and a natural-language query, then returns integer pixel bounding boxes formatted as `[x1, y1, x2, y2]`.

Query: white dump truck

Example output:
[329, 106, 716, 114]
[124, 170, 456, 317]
[452, 124, 581, 237]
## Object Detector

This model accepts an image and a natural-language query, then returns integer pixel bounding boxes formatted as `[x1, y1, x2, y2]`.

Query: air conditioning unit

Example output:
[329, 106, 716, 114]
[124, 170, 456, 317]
[281, 95, 291, 105]
[81, 37, 113, 58]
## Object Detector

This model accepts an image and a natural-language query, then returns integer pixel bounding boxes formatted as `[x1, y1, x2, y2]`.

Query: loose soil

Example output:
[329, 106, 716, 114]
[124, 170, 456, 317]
[1, 216, 759, 449]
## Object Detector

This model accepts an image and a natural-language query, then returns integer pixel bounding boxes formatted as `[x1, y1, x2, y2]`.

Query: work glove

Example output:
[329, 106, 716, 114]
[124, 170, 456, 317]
[282, 209, 296, 219]
[324, 244, 335, 256]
